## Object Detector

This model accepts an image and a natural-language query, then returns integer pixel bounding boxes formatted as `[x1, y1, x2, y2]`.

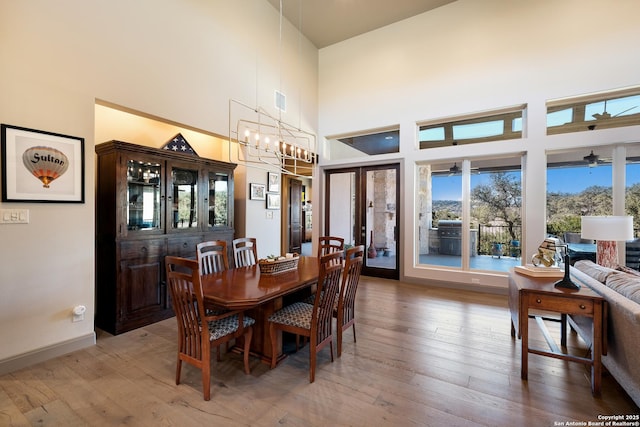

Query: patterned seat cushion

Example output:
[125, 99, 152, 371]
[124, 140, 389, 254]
[268, 302, 313, 329]
[207, 314, 255, 341]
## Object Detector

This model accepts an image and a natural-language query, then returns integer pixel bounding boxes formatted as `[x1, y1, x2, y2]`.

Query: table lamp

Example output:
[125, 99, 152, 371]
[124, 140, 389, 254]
[581, 216, 634, 268]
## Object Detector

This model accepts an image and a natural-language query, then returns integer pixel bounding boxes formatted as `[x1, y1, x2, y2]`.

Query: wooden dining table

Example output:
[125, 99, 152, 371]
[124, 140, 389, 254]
[200, 256, 319, 362]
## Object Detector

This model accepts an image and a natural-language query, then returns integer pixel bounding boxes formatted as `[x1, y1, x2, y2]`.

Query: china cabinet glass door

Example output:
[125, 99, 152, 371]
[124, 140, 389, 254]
[207, 171, 230, 228]
[126, 159, 161, 232]
[170, 166, 199, 230]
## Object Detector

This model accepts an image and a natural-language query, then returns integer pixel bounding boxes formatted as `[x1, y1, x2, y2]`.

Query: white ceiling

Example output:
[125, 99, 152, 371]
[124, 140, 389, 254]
[266, 0, 457, 49]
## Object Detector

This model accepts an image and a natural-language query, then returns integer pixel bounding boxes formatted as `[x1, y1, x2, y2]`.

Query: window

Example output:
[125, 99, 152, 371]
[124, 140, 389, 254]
[546, 148, 613, 239]
[327, 128, 400, 160]
[547, 87, 640, 135]
[417, 156, 522, 273]
[419, 106, 525, 149]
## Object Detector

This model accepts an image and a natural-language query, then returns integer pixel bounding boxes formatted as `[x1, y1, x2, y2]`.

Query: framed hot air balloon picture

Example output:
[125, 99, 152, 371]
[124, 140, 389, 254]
[1, 124, 84, 203]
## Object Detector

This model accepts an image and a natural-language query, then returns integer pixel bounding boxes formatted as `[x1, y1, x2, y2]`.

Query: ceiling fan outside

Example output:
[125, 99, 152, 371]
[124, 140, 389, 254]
[584, 150, 599, 167]
[592, 99, 638, 120]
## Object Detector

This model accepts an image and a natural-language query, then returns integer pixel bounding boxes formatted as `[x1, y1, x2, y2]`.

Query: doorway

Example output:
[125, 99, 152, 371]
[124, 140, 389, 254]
[325, 164, 400, 279]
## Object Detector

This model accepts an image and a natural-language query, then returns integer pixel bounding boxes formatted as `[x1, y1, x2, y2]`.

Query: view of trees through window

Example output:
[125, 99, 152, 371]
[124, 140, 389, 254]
[418, 159, 522, 272]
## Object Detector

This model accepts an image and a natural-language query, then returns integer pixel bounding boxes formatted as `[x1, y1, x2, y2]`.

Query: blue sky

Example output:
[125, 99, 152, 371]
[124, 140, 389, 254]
[432, 164, 640, 201]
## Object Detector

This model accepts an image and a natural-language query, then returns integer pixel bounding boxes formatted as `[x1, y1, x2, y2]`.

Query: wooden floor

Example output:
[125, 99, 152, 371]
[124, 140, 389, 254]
[1, 277, 637, 426]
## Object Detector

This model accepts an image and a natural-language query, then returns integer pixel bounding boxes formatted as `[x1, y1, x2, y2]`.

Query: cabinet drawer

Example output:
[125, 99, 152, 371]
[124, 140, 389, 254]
[168, 236, 203, 258]
[120, 240, 166, 259]
[527, 294, 594, 315]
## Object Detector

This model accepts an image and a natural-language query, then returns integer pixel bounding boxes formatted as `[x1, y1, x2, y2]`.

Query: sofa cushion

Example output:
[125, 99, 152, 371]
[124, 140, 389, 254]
[605, 272, 640, 305]
[615, 264, 640, 277]
[573, 260, 618, 283]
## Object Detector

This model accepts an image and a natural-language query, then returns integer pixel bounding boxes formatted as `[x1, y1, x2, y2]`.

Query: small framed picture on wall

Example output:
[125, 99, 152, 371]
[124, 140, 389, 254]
[250, 183, 266, 200]
[268, 171, 280, 193]
[267, 193, 280, 210]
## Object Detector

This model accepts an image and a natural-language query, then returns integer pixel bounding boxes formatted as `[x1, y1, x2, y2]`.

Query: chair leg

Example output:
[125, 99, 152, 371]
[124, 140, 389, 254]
[202, 358, 211, 401]
[329, 340, 334, 363]
[243, 326, 253, 375]
[176, 355, 182, 385]
[352, 323, 356, 343]
[309, 346, 316, 383]
[337, 326, 343, 358]
[269, 323, 278, 369]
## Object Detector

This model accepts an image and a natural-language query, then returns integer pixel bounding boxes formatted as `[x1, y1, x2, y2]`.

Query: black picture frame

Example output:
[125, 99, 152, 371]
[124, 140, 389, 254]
[250, 182, 266, 200]
[268, 171, 280, 193]
[1, 124, 85, 203]
[267, 193, 280, 210]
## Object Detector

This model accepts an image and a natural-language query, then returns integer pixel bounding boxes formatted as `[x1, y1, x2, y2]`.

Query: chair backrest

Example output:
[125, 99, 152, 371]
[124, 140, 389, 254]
[197, 240, 229, 275]
[165, 256, 207, 359]
[232, 237, 258, 268]
[312, 251, 344, 343]
[317, 236, 345, 258]
[338, 245, 365, 326]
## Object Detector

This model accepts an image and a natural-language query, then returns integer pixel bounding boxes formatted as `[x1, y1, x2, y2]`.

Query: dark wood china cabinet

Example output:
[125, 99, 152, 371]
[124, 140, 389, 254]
[95, 140, 236, 334]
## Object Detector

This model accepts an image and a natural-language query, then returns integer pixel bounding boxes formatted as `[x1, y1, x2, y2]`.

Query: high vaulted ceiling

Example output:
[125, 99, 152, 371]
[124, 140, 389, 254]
[266, 0, 457, 49]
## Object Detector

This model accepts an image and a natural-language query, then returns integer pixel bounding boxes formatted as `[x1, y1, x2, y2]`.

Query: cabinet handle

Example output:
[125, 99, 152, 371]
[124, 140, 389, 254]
[579, 304, 586, 309]
[536, 298, 542, 304]
[183, 242, 188, 248]
[141, 246, 148, 253]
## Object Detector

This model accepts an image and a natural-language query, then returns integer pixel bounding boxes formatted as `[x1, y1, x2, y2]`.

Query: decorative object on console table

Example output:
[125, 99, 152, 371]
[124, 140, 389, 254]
[531, 237, 562, 267]
[553, 243, 579, 290]
[581, 216, 634, 268]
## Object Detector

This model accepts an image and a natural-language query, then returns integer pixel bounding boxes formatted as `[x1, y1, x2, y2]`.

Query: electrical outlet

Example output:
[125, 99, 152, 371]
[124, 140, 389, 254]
[72, 305, 86, 322]
[266, 211, 274, 219]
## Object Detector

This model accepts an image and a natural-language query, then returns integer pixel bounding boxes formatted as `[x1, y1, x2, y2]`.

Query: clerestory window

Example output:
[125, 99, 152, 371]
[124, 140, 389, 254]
[419, 106, 525, 149]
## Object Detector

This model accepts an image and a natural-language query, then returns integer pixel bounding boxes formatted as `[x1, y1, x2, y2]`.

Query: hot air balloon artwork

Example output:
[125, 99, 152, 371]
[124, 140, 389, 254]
[22, 145, 69, 188]
[2, 124, 84, 202]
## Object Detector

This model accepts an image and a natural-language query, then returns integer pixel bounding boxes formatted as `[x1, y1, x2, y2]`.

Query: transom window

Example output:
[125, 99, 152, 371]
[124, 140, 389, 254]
[547, 87, 640, 135]
[419, 106, 525, 149]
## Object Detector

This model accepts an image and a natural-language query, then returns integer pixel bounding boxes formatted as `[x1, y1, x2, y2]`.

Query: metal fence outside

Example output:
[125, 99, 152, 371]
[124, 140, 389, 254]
[477, 224, 522, 257]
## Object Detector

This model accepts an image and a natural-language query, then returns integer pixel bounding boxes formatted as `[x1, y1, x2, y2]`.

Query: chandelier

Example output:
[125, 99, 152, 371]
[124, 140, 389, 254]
[229, 98, 316, 176]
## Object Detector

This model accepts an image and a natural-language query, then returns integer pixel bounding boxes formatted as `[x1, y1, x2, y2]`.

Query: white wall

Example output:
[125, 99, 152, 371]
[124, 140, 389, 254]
[318, 0, 640, 290]
[0, 0, 317, 367]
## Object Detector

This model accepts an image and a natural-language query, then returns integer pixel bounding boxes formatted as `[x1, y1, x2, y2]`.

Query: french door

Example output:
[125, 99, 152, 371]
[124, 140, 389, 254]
[325, 164, 400, 279]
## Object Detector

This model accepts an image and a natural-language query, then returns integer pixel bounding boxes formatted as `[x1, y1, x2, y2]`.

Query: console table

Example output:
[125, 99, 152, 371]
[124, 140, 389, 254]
[508, 269, 606, 396]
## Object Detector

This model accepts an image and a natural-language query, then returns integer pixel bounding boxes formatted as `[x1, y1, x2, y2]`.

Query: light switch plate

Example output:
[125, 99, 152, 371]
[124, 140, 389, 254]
[0, 209, 29, 224]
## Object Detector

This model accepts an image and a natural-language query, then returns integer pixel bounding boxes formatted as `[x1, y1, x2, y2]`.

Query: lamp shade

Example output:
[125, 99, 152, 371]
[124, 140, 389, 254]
[581, 216, 634, 241]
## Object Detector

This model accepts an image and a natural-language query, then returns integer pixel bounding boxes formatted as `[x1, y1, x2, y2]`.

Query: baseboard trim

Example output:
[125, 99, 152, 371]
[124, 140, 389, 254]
[0, 332, 96, 376]
[403, 276, 508, 296]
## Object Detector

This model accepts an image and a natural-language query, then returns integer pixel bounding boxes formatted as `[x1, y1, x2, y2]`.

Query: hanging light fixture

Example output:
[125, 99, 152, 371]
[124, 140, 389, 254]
[228, 0, 316, 177]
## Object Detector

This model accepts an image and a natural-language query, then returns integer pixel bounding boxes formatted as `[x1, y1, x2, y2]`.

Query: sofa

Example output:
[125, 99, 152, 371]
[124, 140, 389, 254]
[570, 260, 640, 406]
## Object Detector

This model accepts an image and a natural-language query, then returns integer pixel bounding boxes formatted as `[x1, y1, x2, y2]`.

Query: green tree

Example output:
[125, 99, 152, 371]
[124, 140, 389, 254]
[471, 172, 521, 241]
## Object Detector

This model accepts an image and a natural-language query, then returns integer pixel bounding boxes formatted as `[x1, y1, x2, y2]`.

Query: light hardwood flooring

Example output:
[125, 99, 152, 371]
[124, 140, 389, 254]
[1, 276, 638, 426]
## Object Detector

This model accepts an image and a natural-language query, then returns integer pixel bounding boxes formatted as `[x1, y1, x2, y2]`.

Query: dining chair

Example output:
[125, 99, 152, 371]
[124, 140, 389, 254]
[197, 240, 229, 274]
[317, 236, 345, 258]
[165, 256, 254, 401]
[268, 251, 344, 383]
[335, 245, 364, 357]
[232, 237, 258, 268]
